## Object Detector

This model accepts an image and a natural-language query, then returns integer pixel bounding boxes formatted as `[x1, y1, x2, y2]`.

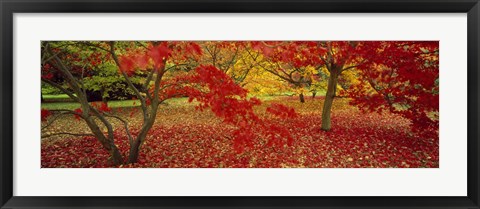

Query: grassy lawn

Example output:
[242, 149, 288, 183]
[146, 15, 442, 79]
[41, 96, 198, 110]
[41, 99, 141, 110]
[43, 94, 72, 99]
[41, 93, 326, 110]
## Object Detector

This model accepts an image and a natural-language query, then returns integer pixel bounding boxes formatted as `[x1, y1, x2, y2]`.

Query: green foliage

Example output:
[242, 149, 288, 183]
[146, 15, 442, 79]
[82, 62, 143, 100]
[41, 83, 64, 95]
[41, 99, 141, 110]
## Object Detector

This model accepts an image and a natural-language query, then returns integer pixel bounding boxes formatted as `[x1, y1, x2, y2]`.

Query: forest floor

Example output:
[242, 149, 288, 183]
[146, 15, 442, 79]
[41, 96, 439, 168]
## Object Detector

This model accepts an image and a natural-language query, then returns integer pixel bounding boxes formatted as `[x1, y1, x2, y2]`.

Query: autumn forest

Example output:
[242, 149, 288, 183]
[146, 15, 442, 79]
[41, 41, 439, 168]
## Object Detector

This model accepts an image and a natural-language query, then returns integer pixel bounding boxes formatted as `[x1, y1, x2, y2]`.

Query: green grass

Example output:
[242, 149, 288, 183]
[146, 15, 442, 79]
[40, 92, 324, 110]
[43, 94, 72, 99]
[41, 99, 141, 110]
[41, 97, 196, 110]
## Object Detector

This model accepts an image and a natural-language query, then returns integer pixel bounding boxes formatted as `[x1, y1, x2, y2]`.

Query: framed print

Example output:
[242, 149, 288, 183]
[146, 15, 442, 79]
[1, 0, 479, 208]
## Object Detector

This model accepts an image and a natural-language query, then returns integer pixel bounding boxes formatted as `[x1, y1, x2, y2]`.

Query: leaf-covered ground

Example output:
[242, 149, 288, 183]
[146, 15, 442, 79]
[41, 96, 439, 168]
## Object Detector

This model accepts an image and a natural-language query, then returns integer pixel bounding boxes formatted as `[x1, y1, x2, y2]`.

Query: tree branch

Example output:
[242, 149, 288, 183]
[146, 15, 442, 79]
[46, 47, 88, 104]
[109, 41, 149, 120]
[103, 113, 135, 146]
[41, 79, 79, 102]
[42, 110, 83, 130]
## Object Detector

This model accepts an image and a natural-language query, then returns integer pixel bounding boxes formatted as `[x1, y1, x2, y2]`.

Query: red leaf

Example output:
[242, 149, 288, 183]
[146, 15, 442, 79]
[74, 108, 83, 121]
[148, 43, 171, 69]
[41, 109, 52, 121]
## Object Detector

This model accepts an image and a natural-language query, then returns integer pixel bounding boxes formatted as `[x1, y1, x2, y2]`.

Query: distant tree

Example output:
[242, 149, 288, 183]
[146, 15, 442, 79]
[246, 42, 324, 103]
[252, 41, 439, 138]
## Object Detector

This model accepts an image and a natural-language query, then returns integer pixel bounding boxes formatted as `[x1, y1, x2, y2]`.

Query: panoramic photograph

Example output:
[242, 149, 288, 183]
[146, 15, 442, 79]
[41, 41, 439, 168]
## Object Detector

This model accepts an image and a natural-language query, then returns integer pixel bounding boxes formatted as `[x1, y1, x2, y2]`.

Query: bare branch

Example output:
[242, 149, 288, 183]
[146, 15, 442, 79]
[341, 65, 359, 73]
[42, 51, 63, 65]
[42, 110, 83, 130]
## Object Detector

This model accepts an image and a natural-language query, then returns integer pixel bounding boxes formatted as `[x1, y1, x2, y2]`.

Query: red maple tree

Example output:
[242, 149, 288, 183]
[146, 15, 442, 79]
[41, 41, 297, 165]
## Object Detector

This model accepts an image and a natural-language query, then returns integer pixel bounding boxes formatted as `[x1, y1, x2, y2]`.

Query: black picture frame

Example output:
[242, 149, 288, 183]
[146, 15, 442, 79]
[1, 0, 479, 208]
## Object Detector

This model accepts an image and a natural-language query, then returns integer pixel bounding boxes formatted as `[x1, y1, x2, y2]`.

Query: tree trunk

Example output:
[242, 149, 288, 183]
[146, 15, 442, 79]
[84, 118, 124, 165]
[321, 70, 339, 131]
[128, 122, 151, 163]
[110, 146, 124, 166]
[128, 107, 158, 163]
[101, 87, 108, 103]
[128, 139, 142, 163]
[312, 92, 317, 99]
[128, 121, 154, 163]
[299, 93, 305, 103]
